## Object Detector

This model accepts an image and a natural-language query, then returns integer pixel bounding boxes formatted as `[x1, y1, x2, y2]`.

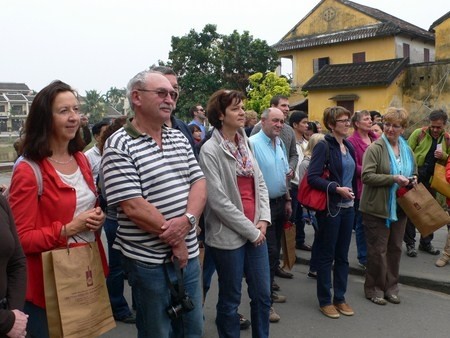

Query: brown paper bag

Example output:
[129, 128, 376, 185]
[43, 242, 116, 338]
[430, 163, 450, 198]
[281, 221, 297, 270]
[397, 183, 450, 237]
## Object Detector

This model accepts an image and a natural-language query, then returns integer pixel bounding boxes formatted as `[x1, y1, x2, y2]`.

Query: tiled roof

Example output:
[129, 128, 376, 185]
[5, 94, 27, 101]
[430, 11, 450, 32]
[0, 83, 30, 91]
[274, 0, 434, 52]
[302, 58, 409, 90]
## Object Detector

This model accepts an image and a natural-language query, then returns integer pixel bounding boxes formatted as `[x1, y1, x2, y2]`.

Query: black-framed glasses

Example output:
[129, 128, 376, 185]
[137, 88, 178, 101]
[335, 119, 351, 124]
[197, 108, 205, 112]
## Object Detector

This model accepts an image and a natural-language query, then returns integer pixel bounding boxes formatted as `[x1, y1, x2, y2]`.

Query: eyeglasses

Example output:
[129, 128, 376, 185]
[197, 108, 205, 112]
[137, 88, 178, 101]
[384, 123, 402, 130]
[335, 119, 351, 124]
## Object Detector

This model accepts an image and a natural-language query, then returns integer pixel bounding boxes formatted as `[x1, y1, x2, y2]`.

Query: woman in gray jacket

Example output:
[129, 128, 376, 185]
[199, 89, 271, 338]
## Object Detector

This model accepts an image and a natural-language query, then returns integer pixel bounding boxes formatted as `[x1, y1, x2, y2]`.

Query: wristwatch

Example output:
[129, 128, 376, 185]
[185, 213, 197, 230]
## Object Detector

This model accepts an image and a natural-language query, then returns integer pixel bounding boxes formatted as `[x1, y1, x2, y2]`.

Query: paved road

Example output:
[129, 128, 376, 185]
[100, 262, 450, 338]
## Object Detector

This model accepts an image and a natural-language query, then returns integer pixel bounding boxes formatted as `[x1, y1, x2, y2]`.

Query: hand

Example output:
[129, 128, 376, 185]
[434, 149, 443, 159]
[160, 216, 191, 247]
[6, 309, 28, 338]
[286, 169, 295, 180]
[252, 230, 266, 247]
[336, 187, 355, 200]
[393, 175, 411, 187]
[85, 207, 105, 231]
[285, 201, 292, 219]
[255, 220, 269, 236]
[64, 207, 105, 237]
[172, 242, 188, 268]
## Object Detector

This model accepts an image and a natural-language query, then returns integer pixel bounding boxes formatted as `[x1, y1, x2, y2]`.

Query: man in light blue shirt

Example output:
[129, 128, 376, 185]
[249, 107, 292, 322]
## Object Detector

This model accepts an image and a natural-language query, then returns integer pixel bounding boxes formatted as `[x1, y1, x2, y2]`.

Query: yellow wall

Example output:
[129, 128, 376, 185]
[284, 0, 379, 39]
[281, 37, 397, 88]
[434, 19, 450, 60]
[305, 73, 405, 123]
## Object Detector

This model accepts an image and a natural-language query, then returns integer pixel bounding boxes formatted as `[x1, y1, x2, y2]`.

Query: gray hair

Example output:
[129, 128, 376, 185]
[260, 108, 271, 119]
[126, 70, 151, 111]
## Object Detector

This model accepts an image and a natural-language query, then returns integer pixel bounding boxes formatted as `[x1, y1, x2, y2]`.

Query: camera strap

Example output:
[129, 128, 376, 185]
[163, 253, 185, 301]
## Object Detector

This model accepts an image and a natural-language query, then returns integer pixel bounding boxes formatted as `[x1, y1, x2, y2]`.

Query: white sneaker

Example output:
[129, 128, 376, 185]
[269, 306, 280, 323]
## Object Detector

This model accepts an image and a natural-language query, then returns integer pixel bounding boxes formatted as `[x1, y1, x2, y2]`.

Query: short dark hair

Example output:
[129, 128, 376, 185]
[429, 109, 448, 124]
[307, 121, 318, 133]
[188, 124, 201, 134]
[92, 120, 110, 137]
[22, 80, 84, 161]
[189, 104, 203, 118]
[323, 106, 351, 131]
[207, 90, 245, 129]
[370, 110, 382, 120]
[98, 116, 127, 155]
[289, 110, 308, 128]
[270, 95, 289, 107]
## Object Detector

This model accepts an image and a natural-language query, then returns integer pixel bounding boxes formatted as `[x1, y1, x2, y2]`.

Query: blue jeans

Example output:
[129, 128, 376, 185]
[354, 199, 367, 265]
[122, 256, 203, 338]
[24, 301, 49, 338]
[306, 210, 319, 272]
[210, 241, 271, 338]
[316, 207, 354, 307]
[103, 218, 134, 319]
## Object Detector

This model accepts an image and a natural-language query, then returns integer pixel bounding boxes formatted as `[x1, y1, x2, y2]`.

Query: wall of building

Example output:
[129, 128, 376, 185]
[402, 61, 450, 127]
[394, 36, 435, 63]
[284, 0, 378, 39]
[434, 18, 450, 61]
[305, 74, 405, 123]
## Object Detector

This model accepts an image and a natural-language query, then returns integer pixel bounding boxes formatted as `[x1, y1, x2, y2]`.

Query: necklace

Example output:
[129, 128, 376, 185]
[48, 155, 74, 165]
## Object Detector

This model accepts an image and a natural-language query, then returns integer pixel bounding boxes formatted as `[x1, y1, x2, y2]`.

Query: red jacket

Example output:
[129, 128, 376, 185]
[9, 152, 97, 309]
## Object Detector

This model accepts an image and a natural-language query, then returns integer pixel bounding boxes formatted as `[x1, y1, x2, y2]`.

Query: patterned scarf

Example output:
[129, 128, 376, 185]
[221, 131, 254, 177]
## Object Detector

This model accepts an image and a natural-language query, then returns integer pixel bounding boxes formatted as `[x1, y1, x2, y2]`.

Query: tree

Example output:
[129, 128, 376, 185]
[220, 30, 280, 93]
[163, 24, 280, 120]
[105, 87, 126, 113]
[246, 72, 292, 114]
[83, 90, 107, 123]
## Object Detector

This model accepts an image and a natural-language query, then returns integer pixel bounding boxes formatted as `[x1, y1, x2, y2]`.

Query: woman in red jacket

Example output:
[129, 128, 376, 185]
[436, 159, 450, 267]
[8, 80, 105, 338]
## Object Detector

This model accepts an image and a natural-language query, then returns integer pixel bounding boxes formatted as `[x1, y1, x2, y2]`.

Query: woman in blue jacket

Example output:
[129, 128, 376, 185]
[308, 106, 357, 319]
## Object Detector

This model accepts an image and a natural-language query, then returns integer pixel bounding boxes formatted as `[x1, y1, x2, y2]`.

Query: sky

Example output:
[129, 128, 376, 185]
[2, 0, 448, 94]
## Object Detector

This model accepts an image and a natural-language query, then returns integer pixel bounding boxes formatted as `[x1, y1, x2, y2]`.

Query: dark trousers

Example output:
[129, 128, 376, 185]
[363, 210, 407, 298]
[267, 198, 286, 293]
[290, 184, 306, 245]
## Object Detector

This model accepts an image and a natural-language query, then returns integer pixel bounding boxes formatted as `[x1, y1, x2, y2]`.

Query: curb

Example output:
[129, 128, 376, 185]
[296, 257, 450, 295]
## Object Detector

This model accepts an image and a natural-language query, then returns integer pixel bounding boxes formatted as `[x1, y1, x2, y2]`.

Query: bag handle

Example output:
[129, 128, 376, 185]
[326, 182, 342, 218]
[163, 253, 186, 301]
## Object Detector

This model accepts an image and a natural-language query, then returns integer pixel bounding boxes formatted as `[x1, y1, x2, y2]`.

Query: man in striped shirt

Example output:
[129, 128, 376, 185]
[102, 71, 206, 337]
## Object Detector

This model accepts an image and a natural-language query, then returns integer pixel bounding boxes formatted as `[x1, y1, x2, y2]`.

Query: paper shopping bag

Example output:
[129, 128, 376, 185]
[430, 163, 450, 198]
[43, 242, 115, 338]
[397, 183, 450, 237]
[281, 221, 297, 270]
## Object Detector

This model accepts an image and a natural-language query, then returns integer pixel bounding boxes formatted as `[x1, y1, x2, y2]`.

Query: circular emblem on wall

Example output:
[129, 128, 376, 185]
[323, 7, 336, 22]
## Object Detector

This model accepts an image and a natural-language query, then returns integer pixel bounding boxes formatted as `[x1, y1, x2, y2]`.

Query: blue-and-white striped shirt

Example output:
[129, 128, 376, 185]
[102, 120, 204, 264]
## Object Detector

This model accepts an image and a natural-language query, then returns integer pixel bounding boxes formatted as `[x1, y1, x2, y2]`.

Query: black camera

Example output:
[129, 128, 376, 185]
[167, 294, 195, 320]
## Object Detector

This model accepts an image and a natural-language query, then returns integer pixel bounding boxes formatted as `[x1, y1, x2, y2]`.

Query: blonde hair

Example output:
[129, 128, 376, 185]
[304, 133, 325, 157]
[383, 107, 408, 128]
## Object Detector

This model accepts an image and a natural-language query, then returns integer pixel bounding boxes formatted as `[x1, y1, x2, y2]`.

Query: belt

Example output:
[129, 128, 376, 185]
[269, 196, 286, 204]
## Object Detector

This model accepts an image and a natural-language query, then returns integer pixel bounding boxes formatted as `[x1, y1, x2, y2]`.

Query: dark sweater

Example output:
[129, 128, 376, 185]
[0, 195, 26, 336]
[307, 134, 357, 213]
